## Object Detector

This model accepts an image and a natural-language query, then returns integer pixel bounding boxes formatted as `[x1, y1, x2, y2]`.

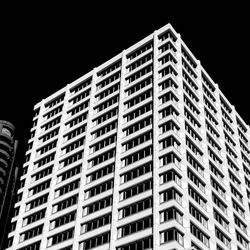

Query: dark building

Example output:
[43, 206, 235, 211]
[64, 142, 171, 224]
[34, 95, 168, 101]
[0, 120, 18, 250]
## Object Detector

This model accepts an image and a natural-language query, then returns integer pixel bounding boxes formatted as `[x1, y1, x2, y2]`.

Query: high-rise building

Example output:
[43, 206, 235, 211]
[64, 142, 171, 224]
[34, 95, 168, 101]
[6, 23, 250, 250]
[0, 120, 18, 250]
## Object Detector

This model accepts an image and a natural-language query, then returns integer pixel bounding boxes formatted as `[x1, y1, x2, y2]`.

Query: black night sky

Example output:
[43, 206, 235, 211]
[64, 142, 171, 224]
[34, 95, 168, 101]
[1, 2, 249, 169]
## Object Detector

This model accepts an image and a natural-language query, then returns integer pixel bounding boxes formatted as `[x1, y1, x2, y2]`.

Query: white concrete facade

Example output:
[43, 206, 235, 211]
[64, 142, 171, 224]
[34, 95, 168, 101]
[6, 23, 250, 250]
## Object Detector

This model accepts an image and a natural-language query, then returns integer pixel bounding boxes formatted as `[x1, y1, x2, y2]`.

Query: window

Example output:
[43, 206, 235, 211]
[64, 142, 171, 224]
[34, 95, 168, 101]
[31, 165, 53, 182]
[118, 197, 152, 219]
[183, 71, 198, 91]
[188, 169, 205, 193]
[159, 104, 179, 120]
[184, 94, 200, 116]
[66, 112, 88, 128]
[64, 124, 86, 141]
[208, 147, 222, 166]
[68, 100, 89, 116]
[127, 53, 153, 72]
[45, 94, 64, 109]
[159, 119, 179, 134]
[79, 232, 110, 250]
[184, 108, 200, 129]
[236, 117, 247, 133]
[236, 231, 249, 249]
[123, 131, 152, 151]
[160, 187, 182, 204]
[19, 225, 43, 242]
[213, 209, 229, 231]
[37, 140, 57, 155]
[125, 89, 152, 109]
[70, 78, 92, 94]
[125, 76, 152, 96]
[57, 164, 82, 183]
[29, 179, 51, 196]
[93, 108, 118, 125]
[26, 194, 48, 211]
[123, 116, 152, 136]
[124, 103, 152, 122]
[232, 199, 245, 218]
[210, 161, 224, 181]
[211, 177, 226, 199]
[81, 213, 111, 234]
[190, 222, 209, 247]
[55, 179, 80, 198]
[234, 215, 248, 234]
[230, 184, 243, 204]
[160, 169, 181, 186]
[47, 228, 74, 247]
[90, 134, 116, 153]
[181, 46, 197, 68]
[85, 180, 113, 199]
[186, 136, 203, 159]
[202, 84, 216, 103]
[94, 95, 119, 113]
[17, 241, 41, 250]
[127, 65, 153, 84]
[89, 148, 116, 167]
[98, 60, 121, 77]
[120, 179, 152, 201]
[215, 227, 231, 249]
[160, 206, 183, 224]
[117, 216, 152, 238]
[92, 121, 117, 139]
[121, 162, 152, 184]
[69, 88, 91, 105]
[96, 71, 120, 90]
[62, 137, 85, 154]
[160, 151, 181, 167]
[189, 203, 208, 228]
[43, 105, 63, 120]
[34, 153, 55, 168]
[50, 211, 76, 230]
[160, 228, 184, 246]
[60, 150, 83, 168]
[39, 128, 59, 143]
[41, 116, 61, 131]
[95, 83, 119, 101]
[117, 237, 152, 250]
[53, 194, 78, 213]
[23, 209, 46, 226]
[86, 164, 114, 183]
[122, 146, 152, 167]
[159, 135, 180, 151]
[83, 196, 112, 216]
[212, 193, 227, 214]
[127, 41, 153, 61]
[229, 170, 241, 188]
[188, 186, 207, 210]
[187, 152, 204, 176]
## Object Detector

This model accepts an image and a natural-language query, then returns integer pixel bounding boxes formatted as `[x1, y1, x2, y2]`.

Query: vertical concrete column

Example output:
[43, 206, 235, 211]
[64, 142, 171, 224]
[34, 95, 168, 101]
[11, 101, 45, 249]
[152, 30, 160, 250]
[174, 34, 192, 249]
[72, 70, 97, 250]
[40, 85, 71, 249]
[214, 85, 238, 249]
[196, 62, 217, 249]
[109, 51, 126, 250]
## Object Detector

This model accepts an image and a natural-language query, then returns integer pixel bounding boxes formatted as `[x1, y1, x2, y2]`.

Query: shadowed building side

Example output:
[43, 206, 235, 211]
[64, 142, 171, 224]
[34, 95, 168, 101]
[0, 120, 18, 250]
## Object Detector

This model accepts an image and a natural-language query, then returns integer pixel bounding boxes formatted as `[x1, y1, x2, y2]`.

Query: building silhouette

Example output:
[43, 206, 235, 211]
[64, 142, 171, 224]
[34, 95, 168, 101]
[0, 120, 18, 250]
[6, 24, 250, 250]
